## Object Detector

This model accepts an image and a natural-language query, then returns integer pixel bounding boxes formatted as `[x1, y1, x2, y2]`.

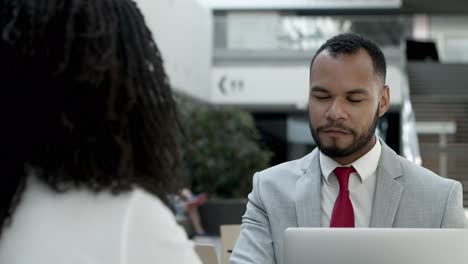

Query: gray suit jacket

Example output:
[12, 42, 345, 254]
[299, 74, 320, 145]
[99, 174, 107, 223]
[230, 140, 467, 264]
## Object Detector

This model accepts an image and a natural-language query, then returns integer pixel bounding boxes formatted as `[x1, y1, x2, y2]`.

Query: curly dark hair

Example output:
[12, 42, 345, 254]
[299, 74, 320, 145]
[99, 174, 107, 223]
[0, 0, 181, 237]
[310, 33, 387, 83]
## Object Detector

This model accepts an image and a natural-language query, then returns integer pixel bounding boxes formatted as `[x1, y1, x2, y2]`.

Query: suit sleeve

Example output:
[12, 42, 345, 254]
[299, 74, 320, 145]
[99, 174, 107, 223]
[230, 172, 277, 264]
[441, 181, 467, 228]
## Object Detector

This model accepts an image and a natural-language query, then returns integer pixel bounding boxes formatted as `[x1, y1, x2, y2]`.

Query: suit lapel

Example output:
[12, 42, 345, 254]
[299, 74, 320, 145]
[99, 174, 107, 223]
[295, 149, 321, 227]
[370, 140, 404, 227]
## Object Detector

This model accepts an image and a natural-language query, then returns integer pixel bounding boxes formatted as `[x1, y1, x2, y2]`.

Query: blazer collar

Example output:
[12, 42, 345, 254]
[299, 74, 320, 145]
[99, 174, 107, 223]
[295, 148, 321, 227]
[369, 139, 404, 227]
[295, 138, 404, 228]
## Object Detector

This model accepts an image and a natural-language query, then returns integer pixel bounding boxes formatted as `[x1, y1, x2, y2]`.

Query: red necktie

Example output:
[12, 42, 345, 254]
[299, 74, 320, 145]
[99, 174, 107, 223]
[330, 166, 356, 228]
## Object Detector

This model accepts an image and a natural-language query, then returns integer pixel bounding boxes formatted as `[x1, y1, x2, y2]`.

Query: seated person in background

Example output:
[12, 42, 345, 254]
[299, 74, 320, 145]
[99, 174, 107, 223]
[0, 0, 200, 263]
[230, 33, 467, 264]
[172, 188, 208, 237]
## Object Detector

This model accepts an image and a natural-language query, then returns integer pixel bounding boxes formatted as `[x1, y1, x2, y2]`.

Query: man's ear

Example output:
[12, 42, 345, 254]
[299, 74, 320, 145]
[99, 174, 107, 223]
[379, 85, 390, 117]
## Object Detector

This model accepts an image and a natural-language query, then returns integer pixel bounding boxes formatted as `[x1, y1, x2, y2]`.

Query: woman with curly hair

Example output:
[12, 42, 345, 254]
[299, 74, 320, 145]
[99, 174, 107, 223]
[0, 0, 201, 263]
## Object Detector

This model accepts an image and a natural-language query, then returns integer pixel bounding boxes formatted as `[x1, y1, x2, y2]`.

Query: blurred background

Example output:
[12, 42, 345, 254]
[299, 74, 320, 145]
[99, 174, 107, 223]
[136, 0, 468, 236]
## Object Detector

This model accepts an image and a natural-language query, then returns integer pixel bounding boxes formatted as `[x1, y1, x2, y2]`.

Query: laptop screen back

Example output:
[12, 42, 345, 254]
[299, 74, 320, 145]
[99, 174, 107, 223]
[284, 228, 468, 264]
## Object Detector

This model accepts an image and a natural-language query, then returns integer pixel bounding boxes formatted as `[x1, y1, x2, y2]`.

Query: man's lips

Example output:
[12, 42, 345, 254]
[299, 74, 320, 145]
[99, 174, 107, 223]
[321, 128, 351, 134]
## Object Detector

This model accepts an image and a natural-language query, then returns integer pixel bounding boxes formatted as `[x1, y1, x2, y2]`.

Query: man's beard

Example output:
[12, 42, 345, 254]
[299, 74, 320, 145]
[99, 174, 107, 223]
[309, 106, 379, 158]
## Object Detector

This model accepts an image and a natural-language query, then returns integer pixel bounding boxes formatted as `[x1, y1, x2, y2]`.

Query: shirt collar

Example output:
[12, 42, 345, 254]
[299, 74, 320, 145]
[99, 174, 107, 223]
[320, 139, 382, 184]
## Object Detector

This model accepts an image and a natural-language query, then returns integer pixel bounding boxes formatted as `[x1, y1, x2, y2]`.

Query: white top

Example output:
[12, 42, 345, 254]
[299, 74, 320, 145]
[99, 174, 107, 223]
[320, 139, 381, 227]
[0, 176, 201, 264]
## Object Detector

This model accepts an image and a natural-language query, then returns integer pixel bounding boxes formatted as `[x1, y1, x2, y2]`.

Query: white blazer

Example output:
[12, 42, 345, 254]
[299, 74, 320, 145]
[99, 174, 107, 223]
[0, 176, 201, 264]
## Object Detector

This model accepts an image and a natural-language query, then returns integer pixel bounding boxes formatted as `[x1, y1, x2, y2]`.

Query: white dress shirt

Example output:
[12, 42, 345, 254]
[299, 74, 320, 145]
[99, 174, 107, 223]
[0, 176, 201, 264]
[320, 139, 381, 227]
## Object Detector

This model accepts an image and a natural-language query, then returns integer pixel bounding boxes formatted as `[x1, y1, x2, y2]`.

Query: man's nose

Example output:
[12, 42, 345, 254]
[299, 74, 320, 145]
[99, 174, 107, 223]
[326, 100, 347, 121]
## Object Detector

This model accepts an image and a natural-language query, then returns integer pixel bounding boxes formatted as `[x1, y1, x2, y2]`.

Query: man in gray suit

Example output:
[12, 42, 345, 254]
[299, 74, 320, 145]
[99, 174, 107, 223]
[230, 33, 467, 264]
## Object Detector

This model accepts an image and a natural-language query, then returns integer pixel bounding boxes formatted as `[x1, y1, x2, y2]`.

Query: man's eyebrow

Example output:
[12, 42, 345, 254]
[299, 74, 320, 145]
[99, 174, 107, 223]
[347, 88, 369, 95]
[310, 86, 329, 93]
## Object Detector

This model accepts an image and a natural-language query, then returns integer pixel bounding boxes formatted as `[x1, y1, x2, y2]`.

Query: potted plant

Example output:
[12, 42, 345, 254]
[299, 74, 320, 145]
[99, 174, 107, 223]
[177, 95, 272, 235]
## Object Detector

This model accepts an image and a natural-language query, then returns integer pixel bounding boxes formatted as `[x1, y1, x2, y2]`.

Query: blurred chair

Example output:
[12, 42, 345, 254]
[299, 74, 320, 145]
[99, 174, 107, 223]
[194, 244, 219, 264]
[220, 225, 241, 264]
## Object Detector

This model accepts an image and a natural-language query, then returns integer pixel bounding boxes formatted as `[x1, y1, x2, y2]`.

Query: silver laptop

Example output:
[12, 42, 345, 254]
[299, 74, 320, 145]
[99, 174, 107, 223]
[284, 228, 468, 264]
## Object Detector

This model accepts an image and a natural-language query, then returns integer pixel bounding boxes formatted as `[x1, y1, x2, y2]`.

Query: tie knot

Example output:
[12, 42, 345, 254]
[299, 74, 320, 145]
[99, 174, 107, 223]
[333, 166, 355, 190]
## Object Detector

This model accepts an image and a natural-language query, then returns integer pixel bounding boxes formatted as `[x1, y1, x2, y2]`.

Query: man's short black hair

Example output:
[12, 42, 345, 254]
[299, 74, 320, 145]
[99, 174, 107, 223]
[310, 33, 387, 84]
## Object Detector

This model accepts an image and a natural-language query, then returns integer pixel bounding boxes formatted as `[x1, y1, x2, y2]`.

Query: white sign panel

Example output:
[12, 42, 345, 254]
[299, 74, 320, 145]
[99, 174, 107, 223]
[212, 65, 403, 108]
[212, 66, 310, 108]
[203, 0, 402, 10]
